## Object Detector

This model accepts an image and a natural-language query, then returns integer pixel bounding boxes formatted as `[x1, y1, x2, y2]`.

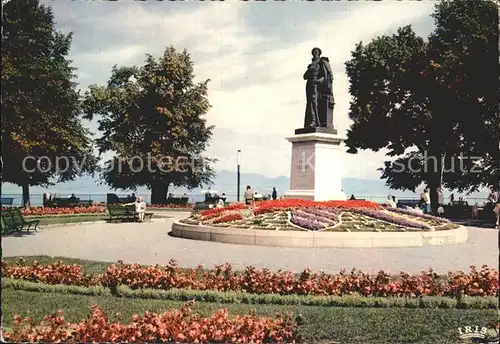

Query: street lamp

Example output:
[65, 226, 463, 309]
[237, 150, 241, 202]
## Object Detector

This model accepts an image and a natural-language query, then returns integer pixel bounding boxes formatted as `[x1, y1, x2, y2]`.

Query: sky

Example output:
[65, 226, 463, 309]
[45, 0, 437, 180]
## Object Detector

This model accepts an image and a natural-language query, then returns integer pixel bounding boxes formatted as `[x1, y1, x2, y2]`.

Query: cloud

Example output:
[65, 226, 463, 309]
[47, 1, 436, 180]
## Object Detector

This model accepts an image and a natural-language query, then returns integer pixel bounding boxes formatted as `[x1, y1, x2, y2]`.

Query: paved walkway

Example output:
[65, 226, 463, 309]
[2, 212, 498, 274]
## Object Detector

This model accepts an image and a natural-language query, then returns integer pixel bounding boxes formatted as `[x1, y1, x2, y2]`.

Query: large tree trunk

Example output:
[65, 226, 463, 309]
[22, 182, 30, 208]
[150, 182, 169, 205]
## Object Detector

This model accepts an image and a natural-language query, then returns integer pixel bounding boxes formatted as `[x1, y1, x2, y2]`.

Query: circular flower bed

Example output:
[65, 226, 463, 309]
[181, 199, 457, 232]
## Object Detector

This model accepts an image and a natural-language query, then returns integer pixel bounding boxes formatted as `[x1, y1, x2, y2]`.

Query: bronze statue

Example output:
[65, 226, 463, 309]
[302, 47, 335, 130]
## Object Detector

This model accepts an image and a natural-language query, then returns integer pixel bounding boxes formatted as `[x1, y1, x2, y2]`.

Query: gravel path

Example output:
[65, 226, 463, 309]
[2, 211, 498, 274]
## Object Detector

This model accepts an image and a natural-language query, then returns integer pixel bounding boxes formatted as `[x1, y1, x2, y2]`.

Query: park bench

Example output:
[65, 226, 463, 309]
[1, 197, 14, 207]
[1, 211, 17, 234]
[106, 193, 134, 205]
[1, 208, 39, 234]
[397, 199, 420, 209]
[107, 205, 153, 222]
[107, 205, 135, 222]
[165, 196, 189, 205]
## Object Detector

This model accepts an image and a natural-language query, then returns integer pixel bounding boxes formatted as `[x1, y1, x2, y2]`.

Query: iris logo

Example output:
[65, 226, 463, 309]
[458, 326, 488, 339]
[458, 325, 499, 344]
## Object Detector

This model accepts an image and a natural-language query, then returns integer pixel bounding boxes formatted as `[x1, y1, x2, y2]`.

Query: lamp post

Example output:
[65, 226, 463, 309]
[237, 150, 241, 202]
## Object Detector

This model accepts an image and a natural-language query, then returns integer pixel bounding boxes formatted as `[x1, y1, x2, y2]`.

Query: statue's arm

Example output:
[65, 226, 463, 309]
[303, 69, 309, 80]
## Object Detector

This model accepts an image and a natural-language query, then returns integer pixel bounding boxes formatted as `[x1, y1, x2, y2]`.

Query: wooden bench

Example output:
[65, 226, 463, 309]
[166, 196, 189, 205]
[397, 199, 420, 209]
[1, 197, 14, 207]
[107, 205, 136, 222]
[46, 197, 93, 208]
[1, 208, 39, 234]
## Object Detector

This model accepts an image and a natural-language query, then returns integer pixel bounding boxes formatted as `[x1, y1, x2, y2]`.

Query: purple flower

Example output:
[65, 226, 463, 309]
[350, 208, 431, 230]
[300, 207, 341, 222]
[292, 209, 337, 225]
[290, 216, 326, 231]
[382, 206, 450, 223]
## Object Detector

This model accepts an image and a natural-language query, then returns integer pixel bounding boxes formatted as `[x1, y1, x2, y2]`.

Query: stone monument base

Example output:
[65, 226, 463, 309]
[284, 131, 346, 202]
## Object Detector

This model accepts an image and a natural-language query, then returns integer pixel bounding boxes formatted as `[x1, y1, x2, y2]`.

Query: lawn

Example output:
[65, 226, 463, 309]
[28, 214, 107, 225]
[2, 289, 497, 344]
[25, 214, 168, 226]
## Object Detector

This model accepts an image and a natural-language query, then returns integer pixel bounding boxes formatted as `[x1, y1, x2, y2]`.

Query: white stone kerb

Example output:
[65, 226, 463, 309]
[286, 132, 346, 145]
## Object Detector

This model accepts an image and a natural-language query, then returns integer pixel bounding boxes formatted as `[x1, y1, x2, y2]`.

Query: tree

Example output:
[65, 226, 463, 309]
[345, 0, 499, 211]
[82, 47, 216, 204]
[1, 0, 97, 206]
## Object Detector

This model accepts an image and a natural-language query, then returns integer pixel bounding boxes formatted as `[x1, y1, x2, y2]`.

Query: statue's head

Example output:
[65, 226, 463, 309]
[311, 47, 322, 58]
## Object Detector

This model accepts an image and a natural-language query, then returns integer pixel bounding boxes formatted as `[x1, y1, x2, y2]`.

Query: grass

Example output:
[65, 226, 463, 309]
[24, 213, 168, 226]
[29, 214, 107, 225]
[3, 278, 498, 310]
[2, 289, 497, 343]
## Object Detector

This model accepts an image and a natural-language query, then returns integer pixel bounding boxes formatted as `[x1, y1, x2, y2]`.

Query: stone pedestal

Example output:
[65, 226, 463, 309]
[284, 131, 346, 201]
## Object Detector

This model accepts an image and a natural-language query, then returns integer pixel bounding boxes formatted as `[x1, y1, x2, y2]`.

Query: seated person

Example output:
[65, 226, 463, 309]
[384, 196, 396, 208]
[123, 197, 147, 222]
[410, 205, 424, 215]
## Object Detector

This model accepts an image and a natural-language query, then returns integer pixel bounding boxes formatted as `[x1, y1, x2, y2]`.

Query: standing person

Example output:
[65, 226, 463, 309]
[436, 186, 444, 215]
[272, 187, 277, 200]
[436, 186, 444, 207]
[487, 186, 498, 204]
[349, 194, 356, 200]
[493, 202, 499, 229]
[420, 187, 431, 214]
[244, 185, 254, 205]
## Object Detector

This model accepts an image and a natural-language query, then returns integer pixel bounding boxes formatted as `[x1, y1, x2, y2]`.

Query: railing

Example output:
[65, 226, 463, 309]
[0, 193, 489, 207]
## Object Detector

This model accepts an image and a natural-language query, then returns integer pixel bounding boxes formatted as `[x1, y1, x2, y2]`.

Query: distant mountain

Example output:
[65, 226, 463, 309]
[2, 169, 490, 203]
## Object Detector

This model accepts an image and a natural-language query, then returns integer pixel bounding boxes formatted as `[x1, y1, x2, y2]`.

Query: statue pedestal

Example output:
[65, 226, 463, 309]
[284, 131, 346, 201]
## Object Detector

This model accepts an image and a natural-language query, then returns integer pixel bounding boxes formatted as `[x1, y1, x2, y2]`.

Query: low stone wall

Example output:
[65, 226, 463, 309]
[170, 221, 468, 248]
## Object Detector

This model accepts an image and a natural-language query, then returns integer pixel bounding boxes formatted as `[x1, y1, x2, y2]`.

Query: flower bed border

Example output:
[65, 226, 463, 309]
[170, 220, 468, 248]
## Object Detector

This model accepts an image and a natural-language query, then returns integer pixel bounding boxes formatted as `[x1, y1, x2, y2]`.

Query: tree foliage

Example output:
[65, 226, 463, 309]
[83, 46, 216, 204]
[1, 0, 97, 206]
[345, 0, 499, 208]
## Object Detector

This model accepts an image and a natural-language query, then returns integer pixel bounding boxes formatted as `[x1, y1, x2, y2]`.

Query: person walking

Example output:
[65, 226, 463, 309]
[244, 185, 254, 205]
[272, 187, 277, 200]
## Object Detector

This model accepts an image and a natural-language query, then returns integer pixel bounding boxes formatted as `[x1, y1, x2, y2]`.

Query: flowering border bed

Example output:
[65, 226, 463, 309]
[4, 301, 298, 343]
[2, 259, 498, 298]
[2, 206, 106, 216]
[2, 203, 193, 217]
